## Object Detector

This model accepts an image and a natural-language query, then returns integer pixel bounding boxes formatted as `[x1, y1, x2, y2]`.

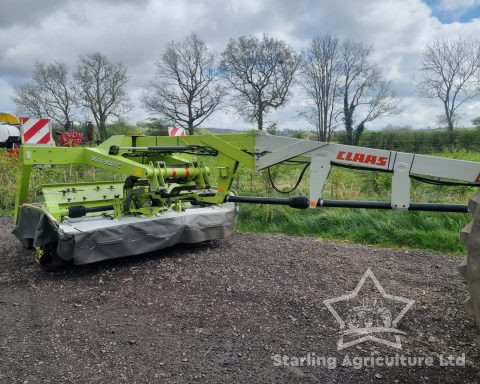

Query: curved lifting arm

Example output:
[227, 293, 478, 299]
[255, 131, 480, 210]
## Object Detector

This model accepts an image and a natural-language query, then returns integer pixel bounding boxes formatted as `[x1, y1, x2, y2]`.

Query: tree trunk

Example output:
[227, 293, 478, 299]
[98, 115, 107, 142]
[320, 104, 326, 142]
[446, 115, 454, 146]
[444, 104, 455, 145]
[98, 124, 106, 142]
[344, 109, 354, 144]
[317, 109, 323, 141]
[343, 88, 353, 144]
[353, 122, 365, 146]
[188, 103, 195, 135]
[87, 122, 95, 143]
[257, 108, 264, 130]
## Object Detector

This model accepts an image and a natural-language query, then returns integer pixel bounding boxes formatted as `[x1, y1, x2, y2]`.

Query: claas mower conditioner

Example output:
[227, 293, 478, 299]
[12, 128, 480, 346]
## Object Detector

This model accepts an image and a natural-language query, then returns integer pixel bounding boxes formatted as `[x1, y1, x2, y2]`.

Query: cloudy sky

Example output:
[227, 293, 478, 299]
[1, 0, 480, 131]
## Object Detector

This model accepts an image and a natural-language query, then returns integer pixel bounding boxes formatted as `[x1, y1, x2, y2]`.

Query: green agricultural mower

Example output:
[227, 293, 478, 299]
[12, 130, 480, 345]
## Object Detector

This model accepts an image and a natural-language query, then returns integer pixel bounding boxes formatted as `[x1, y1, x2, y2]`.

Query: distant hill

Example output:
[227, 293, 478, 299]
[199, 127, 247, 134]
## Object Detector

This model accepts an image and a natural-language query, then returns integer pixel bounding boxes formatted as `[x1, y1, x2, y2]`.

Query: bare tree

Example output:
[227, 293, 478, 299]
[13, 61, 76, 126]
[142, 33, 225, 135]
[300, 34, 342, 141]
[417, 38, 480, 141]
[74, 52, 130, 141]
[13, 83, 43, 119]
[341, 40, 399, 145]
[220, 35, 302, 130]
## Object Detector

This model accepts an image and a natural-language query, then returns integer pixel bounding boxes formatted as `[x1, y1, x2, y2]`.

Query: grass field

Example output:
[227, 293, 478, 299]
[1, 147, 478, 255]
[237, 205, 470, 255]
[232, 148, 480, 255]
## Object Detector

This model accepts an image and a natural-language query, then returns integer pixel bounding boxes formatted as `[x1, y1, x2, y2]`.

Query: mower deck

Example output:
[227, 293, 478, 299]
[13, 203, 237, 266]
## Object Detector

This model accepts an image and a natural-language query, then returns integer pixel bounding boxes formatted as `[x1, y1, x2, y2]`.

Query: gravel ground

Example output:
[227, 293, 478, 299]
[0, 216, 479, 383]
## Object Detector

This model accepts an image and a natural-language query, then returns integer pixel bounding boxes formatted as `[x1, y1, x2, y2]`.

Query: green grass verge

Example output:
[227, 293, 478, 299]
[237, 204, 470, 255]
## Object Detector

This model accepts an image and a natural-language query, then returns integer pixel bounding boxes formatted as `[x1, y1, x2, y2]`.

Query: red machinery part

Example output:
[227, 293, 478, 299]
[60, 131, 84, 147]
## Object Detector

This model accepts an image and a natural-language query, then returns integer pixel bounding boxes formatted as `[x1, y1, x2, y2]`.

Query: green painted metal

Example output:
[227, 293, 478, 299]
[41, 181, 125, 220]
[14, 160, 31, 223]
[14, 132, 256, 223]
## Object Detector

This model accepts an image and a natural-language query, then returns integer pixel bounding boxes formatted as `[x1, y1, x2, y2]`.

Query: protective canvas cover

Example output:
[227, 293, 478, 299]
[13, 203, 237, 265]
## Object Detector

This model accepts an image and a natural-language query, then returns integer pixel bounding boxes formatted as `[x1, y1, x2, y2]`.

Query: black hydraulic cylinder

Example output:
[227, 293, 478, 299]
[145, 146, 194, 151]
[226, 195, 309, 209]
[225, 195, 468, 213]
[109, 145, 197, 155]
[408, 202, 468, 212]
[319, 200, 391, 209]
[68, 205, 114, 218]
[318, 199, 468, 213]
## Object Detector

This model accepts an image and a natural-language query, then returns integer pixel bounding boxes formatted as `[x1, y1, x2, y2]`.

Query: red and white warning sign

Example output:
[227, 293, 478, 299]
[168, 126, 186, 136]
[20, 117, 53, 145]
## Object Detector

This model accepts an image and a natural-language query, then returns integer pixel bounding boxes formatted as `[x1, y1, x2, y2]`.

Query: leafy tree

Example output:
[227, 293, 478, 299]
[266, 122, 278, 135]
[472, 117, 480, 129]
[143, 118, 169, 136]
[106, 119, 142, 138]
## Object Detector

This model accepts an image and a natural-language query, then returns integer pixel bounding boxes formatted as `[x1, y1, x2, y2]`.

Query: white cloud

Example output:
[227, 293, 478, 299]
[0, 79, 15, 114]
[436, 0, 480, 21]
[1, 0, 480, 131]
[438, 0, 480, 12]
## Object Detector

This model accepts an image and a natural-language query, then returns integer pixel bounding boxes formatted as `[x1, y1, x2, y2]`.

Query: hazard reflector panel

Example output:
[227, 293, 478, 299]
[168, 126, 186, 136]
[20, 117, 53, 146]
